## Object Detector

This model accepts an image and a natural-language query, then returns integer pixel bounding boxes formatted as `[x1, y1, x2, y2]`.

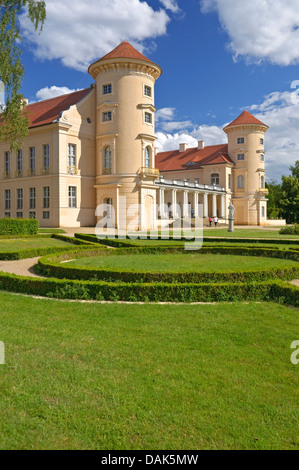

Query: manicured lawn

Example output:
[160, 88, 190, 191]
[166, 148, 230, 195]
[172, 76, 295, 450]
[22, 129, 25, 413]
[66, 252, 299, 273]
[202, 229, 299, 239]
[0, 237, 72, 253]
[38, 229, 66, 234]
[0, 294, 298, 450]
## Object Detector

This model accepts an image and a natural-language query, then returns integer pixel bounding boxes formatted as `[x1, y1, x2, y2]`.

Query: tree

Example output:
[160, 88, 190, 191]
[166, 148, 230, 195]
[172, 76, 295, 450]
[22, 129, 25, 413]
[0, 1, 46, 151]
[266, 179, 283, 219]
[280, 175, 299, 224]
[290, 160, 299, 179]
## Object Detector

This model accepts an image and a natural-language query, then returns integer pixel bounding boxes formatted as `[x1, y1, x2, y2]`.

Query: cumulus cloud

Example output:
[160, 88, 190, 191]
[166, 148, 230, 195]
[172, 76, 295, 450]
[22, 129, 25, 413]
[156, 107, 195, 132]
[159, 0, 180, 14]
[156, 85, 299, 181]
[200, 0, 299, 65]
[20, 0, 171, 71]
[36, 86, 82, 101]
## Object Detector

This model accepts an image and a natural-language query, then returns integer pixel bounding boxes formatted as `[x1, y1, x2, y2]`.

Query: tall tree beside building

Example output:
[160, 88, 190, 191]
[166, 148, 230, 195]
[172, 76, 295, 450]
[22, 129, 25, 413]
[0, 1, 46, 151]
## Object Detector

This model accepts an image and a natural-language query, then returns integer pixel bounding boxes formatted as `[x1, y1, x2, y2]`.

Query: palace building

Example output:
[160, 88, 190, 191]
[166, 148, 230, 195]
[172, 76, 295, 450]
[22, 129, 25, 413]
[0, 41, 270, 229]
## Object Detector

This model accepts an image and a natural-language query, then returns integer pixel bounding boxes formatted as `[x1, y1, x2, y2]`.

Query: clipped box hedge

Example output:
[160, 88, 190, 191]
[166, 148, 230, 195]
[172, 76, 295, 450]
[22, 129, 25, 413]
[37, 249, 299, 284]
[0, 270, 298, 306]
[0, 218, 39, 236]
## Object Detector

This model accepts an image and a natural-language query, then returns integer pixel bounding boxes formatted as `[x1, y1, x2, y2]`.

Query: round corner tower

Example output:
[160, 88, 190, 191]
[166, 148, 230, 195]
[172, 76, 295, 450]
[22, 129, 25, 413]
[224, 110, 269, 226]
[88, 41, 162, 230]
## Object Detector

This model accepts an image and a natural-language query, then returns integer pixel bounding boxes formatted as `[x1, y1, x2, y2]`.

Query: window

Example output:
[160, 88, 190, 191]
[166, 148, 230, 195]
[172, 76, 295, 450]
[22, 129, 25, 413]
[145, 112, 152, 124]
[260, 154, 265, 162]
[228, 174, 232, 190]
[145, 146, 151, 168]
[68, 144, 76, 172]
[5, 190, 11, 210]
[43, 144, 50, 170]
[211, 173, 220, 185]
[43, 186, 50, 208]
[103, 146, 112, 174]
[103, 84, 112, 95]
[237, 175, 245, 189]
[4, 151, 10, 174]
[29, 212, 36, 219]
[17, 150, 23, 172]
[260, 138, 264, 145]
[106, 198, 113, 220]
[43, 211, 50, 220]
[102, 111, 112, 122]
[261, 206, 265, 218]
[237, 154, 245, 161]
[4, 212, 11, 218]
[237, 137, 245, 144]
[69, 186, 77, 208]
[194, 178, 200, 184]
[144, 85, 152, 97]
[17, 189, 23, 210]
[260, 175, 265, 189]
[29, 147, 36, 172]
[16, 212, 23, 219]
[29, 188, 36, 209]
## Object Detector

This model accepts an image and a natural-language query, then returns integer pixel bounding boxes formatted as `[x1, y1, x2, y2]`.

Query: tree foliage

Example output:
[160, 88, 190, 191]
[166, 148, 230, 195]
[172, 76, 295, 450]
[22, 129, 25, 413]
[267, 161, 299, 224]
[0, 1, 46, 151]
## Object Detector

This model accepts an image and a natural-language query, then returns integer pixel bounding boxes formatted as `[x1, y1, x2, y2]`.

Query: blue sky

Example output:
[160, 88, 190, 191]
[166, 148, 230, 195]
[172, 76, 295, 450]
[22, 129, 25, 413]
[19, 0, 299, 181]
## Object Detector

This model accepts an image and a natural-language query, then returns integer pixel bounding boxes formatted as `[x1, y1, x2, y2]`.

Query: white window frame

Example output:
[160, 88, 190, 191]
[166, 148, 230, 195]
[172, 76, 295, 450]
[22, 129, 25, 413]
[103, 83, 112, 95]
[145, 112, 153, 125]
[144, 85, 152, 98]
[43, 186, 50, 209]
[29, 147, 36, 172]
[68, 186, 77, 208]
[211, 173, 220, 186]
[43, 144, 50, 170]
[68, 144, 76, 170]
[17, 188, 23, 210]
[17, 150, 23, 172]
[5, 189, 11, 210]
[260, 154, 265, 162]
[145, 146, 151, 168]
[237, 175, 245, 189]
[237, 137, 245, 144]
[103, 146, 112, 174]
[102, 111, 112, 123]
[29, 187, 36, 209]
[237, 154, 245, 161]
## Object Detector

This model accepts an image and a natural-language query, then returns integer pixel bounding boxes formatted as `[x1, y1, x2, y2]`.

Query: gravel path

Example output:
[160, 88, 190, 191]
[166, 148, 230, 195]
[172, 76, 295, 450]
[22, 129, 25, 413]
[0, 257, 42, 278]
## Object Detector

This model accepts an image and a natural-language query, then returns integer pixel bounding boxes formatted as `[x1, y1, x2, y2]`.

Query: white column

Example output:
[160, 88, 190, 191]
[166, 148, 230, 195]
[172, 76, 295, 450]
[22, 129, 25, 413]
[220, 194, 225, 218]
[194, 192, 199, 217]
[171, 190, 177, 218]
[203, 193, 208, 218]
[212, 194, 217, 218]
[159, 188, 165, 218]
[183, 191, 189, 218]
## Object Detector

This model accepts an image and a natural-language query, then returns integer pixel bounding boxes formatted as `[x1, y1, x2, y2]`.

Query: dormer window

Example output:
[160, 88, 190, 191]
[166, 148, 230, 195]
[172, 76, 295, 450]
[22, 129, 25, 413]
[237, 137, 245, 144]
[144, 85, 152, 97]
[103, 84, 112, 95]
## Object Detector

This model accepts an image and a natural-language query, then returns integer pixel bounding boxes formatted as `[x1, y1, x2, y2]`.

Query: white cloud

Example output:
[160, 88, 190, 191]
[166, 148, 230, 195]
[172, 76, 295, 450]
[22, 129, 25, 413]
[159, 0, 180, 13]
[247, 88, 299, 180]
[156, 107, 195, 132]
[201, 0, 299, 65]
[36, 86, 82, 101]
[20, 0, 171, 71]
[156, 87, 299, 181]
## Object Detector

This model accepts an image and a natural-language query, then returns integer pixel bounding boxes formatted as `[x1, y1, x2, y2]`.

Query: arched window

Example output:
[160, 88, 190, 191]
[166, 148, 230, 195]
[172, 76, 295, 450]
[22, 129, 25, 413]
[237, 175, 245, 189]
[260, 175, 265, 189]
[145, 146, 151, 168]
[104, 146, 112, 174]
[211, 173, 219, 185]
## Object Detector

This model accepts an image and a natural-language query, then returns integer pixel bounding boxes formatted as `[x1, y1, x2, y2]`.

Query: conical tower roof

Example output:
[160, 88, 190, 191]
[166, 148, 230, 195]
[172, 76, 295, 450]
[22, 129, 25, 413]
[224, 110, 268, 131]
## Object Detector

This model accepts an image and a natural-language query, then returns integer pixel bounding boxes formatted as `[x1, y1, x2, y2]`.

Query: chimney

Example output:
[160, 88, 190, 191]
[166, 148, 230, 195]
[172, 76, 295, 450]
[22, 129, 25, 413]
[198, 140, 205, 150]
[179, 143, 188, 153]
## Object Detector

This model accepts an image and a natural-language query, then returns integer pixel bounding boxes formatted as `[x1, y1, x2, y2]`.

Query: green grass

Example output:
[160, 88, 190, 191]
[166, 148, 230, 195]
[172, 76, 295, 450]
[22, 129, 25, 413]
[0, 237, 72, 253]
[0, 293, 298, 450]
[38, 229, 66, 234]
[66, 252, 299, 273]
[140, 229, 299, 239]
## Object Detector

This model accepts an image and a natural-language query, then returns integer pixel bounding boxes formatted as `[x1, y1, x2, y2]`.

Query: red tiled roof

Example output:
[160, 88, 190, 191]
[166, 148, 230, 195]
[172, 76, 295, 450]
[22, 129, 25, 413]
[224, 110, 268, 130]
[91, 41, 155, 65]
[24, 88, 92, 129]
[156, 144, 234, 172]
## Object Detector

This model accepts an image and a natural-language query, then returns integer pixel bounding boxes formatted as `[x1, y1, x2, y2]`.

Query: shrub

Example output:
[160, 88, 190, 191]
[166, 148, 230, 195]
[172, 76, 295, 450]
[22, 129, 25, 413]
[279, 224, 299, 235]
[0, 218, 39, 235]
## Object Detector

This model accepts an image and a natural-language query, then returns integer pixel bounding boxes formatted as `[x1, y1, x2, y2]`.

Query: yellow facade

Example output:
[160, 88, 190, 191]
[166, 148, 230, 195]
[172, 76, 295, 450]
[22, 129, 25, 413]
[0, 41, 273, 228]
